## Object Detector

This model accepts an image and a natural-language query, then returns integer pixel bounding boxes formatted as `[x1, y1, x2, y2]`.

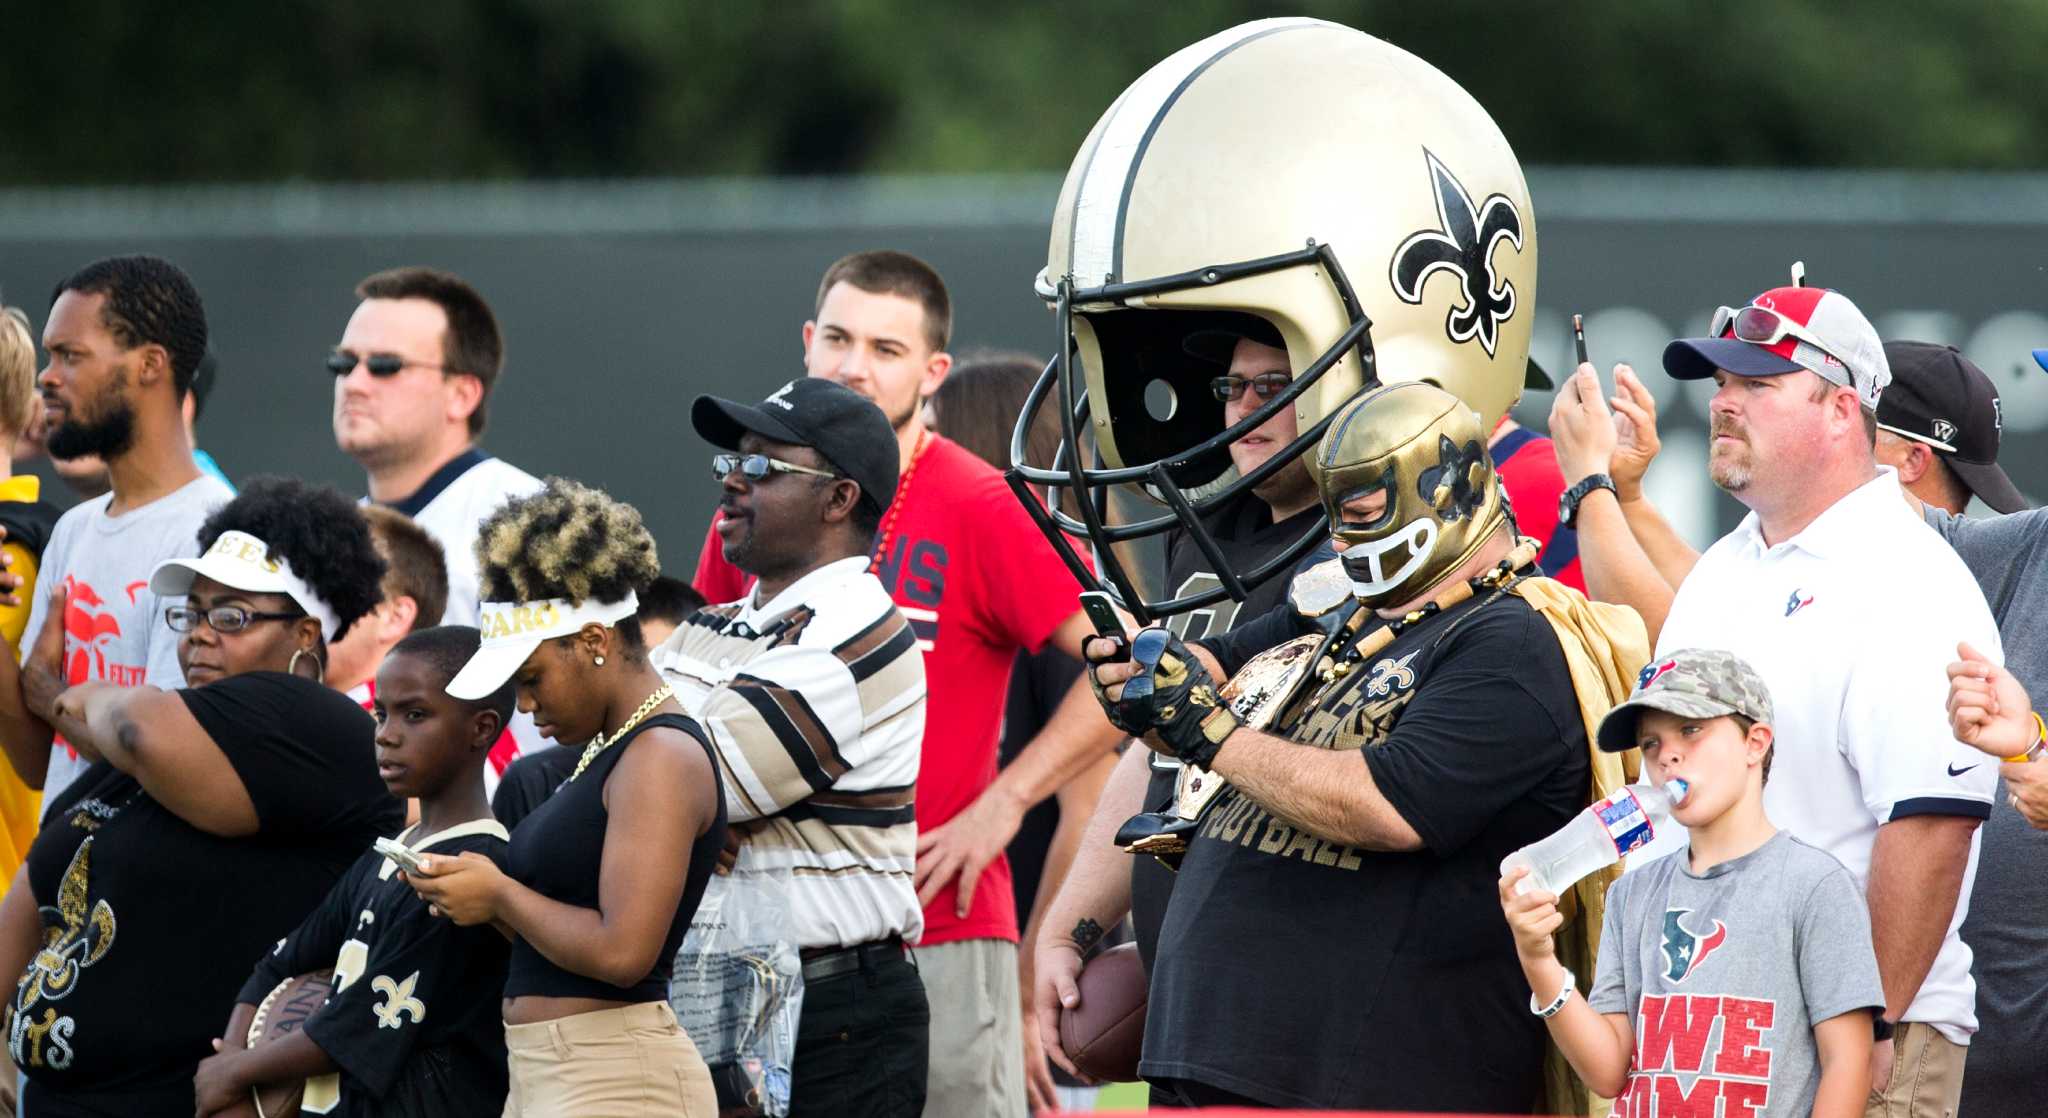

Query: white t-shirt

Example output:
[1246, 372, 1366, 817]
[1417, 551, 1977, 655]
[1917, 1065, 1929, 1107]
[371, 450, 546, 782]
[1653, 467, 2000, 1043]
[22, 474, 235, 810]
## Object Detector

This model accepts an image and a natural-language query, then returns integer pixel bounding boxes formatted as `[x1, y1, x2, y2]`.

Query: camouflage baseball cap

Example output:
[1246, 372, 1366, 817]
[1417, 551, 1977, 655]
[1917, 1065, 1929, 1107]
[1596, 648, 1775, 753]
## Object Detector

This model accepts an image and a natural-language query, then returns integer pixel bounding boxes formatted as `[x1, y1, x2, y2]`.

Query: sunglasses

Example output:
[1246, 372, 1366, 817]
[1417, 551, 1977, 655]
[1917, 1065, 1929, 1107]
[166, 604, 305, 633]
[1709, 305, 1840, 365]
[325, 351, 455, 378]
[711, 452, 840, 484]
[1209, 371, 1292, 403]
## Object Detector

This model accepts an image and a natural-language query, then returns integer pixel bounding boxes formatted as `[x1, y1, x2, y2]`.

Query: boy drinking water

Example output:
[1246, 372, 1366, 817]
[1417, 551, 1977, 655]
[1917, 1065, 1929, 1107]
[198, 626, 518, 1117]
[1500, 648, 1882, 1118]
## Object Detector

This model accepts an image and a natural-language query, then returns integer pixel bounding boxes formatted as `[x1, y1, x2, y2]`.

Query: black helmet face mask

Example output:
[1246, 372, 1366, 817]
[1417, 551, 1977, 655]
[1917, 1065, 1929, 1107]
[1005, 244, 1377, 624]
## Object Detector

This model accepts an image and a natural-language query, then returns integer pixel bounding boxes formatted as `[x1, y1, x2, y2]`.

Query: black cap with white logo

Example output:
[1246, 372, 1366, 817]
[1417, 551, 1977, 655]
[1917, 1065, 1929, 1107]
[692, 378, 899, 514]
[1877, 341, 2027, 514]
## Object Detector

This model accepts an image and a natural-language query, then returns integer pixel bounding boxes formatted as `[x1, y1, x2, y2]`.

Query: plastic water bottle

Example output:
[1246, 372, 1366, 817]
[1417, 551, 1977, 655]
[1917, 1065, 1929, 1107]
[1502, 779, 1689, 897]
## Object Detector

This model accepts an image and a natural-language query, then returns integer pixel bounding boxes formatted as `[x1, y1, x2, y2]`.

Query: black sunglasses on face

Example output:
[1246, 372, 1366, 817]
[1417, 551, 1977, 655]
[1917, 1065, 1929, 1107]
[166, 604, 305, 633]
[710, 452, 841, 484]
[1210, 371, 1293, 403]
[325, 351, 454, 378]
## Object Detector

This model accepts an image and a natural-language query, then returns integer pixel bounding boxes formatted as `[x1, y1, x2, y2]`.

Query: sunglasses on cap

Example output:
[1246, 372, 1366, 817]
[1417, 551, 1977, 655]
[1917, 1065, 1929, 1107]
[711, 452, 841, 484]
[1210, 372, 1292, 403]
[1709, 305, 1840, 365]
[325, 351, 456, 378]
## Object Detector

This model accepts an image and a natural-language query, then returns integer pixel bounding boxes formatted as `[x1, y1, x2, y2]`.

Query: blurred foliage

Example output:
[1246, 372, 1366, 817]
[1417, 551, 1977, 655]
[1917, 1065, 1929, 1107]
[7, 0, 2048, 184]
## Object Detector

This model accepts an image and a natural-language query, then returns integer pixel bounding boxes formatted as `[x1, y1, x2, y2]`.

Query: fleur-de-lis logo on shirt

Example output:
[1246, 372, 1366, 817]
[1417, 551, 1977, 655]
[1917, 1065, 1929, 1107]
[1389, 150, 1526, 357]
[371, 972, 426, 1030]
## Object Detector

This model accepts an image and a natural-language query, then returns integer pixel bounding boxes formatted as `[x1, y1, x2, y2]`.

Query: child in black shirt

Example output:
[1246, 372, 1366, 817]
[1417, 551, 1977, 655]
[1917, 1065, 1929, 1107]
[196, 626, 518, 1118]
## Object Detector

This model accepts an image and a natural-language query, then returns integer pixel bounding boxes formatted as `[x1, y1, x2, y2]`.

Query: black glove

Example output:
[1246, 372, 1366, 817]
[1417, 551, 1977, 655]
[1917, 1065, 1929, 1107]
[1087, 627, 1240, 767]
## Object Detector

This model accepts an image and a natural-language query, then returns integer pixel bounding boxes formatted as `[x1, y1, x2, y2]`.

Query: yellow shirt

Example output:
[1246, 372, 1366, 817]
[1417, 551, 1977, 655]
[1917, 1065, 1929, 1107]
[0, 474, 47, 886]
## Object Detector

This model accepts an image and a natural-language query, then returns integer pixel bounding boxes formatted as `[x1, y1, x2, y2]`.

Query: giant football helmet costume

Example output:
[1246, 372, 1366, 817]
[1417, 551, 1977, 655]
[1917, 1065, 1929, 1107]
[1008, 17, 1537, 622]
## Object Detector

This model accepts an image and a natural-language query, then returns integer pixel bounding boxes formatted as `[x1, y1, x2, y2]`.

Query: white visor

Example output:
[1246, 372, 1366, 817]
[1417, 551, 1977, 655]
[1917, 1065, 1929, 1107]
[150, 530, 342, 641]
[446, 593, 640, 701]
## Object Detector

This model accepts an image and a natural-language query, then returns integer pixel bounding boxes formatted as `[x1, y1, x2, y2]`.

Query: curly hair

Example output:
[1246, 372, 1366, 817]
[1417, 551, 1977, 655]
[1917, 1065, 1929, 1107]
[475, 477, 660, 608]
[52, 255, 209, 395]
[195, 476, 388, 643]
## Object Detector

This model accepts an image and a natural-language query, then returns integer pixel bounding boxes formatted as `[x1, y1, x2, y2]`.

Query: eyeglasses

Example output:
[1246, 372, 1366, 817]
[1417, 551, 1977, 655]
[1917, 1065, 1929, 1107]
[711, 453, 840, 483]
[166, 605, 305, 633]
[1210, 372, 1292, 403]
[1709, 305, 1839, 365]
[325, 351, 455, 378]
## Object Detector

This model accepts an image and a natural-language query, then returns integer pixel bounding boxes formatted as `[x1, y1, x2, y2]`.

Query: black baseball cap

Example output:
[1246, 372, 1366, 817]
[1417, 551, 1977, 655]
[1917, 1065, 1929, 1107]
[692, 378, 899, 514]
[1877, 342, 2027, 514]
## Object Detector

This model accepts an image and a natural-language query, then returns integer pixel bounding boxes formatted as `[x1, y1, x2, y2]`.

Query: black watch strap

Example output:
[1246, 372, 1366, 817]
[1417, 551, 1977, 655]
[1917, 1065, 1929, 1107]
[1872, 1016, 1896, 1042]
[1559, 473, 1617, 529]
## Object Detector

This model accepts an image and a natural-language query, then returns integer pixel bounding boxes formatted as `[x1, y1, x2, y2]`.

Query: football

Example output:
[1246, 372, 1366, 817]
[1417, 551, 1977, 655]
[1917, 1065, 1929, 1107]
[1057, 942, 1146, 1083]
[242, 970, 335, 1118]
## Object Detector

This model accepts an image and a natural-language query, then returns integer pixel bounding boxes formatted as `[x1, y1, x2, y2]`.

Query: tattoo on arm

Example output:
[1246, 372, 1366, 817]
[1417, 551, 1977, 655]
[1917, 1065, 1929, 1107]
[1070, 917, 1105, 952]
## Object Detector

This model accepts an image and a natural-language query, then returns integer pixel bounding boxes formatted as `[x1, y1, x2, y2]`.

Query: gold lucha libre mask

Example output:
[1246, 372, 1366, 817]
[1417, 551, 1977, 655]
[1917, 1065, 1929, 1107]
[1318, 382, 1507, 608]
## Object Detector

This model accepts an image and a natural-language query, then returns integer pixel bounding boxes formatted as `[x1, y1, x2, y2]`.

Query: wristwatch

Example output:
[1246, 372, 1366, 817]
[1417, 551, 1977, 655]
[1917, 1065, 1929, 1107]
[1558, 473, 1617, 529]
[1873, 1017, 1896, 1042]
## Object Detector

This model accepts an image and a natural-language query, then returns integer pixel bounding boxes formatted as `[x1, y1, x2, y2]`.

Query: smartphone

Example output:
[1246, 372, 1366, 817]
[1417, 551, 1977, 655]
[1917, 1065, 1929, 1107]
[375, 837, 430, 874]
[1572, 313, 1589, 368]
[1079, 590, 1125, 639]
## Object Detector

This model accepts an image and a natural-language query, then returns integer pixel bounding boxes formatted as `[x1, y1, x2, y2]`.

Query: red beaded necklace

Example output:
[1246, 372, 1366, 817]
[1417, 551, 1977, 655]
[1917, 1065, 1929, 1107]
[869, 427, 932, 575]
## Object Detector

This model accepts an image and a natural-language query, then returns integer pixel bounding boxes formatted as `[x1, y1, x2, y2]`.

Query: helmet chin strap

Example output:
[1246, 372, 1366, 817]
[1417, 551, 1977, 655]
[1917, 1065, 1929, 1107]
[1342, 519, 1438, 601]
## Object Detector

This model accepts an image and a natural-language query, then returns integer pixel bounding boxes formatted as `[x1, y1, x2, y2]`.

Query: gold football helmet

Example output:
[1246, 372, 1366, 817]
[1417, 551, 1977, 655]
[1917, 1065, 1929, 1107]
[1319, 382, 1507, 609]
[1008, 16, 1537, 622]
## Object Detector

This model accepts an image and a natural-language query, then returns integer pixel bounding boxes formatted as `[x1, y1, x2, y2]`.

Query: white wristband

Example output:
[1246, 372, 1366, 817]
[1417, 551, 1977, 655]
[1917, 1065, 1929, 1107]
[1530, 967, 1576, 1018]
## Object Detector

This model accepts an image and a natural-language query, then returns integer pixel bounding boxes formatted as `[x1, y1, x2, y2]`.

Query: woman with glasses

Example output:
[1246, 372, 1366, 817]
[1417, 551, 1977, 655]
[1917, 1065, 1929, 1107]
[0, 476, 404, 1117]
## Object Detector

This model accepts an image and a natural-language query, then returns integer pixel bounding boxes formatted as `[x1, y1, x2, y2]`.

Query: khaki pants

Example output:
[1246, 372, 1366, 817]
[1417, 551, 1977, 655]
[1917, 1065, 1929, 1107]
[503, 1001, 716, 1118]
[1865, 1021, 1967, 1118]
[919, 937, 1026, 1118]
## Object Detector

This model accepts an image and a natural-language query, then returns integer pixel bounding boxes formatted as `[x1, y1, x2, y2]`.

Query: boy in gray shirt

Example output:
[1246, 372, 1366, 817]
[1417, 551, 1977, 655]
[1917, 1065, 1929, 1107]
[1501, 649, 1882, 1118]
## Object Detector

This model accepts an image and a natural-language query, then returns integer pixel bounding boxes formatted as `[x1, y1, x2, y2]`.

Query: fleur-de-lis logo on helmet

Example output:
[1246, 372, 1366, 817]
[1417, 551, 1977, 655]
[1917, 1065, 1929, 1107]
[1390, 150, 1526, 357]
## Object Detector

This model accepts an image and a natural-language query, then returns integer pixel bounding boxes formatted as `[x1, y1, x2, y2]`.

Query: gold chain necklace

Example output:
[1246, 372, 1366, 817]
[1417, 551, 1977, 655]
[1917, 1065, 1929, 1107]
[568, 684, 677, 781]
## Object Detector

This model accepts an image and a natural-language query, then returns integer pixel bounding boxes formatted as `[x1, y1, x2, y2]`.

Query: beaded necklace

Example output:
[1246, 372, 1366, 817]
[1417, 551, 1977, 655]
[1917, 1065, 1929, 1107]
[568, 684, 677, 781]
[868, 427, 932, 576]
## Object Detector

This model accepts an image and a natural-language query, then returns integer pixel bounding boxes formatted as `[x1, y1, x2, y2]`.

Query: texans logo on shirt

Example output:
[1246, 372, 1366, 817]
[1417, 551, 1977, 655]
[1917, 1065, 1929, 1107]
[1784, 589, 1815, 617]
[1659, 909, 1728, 983]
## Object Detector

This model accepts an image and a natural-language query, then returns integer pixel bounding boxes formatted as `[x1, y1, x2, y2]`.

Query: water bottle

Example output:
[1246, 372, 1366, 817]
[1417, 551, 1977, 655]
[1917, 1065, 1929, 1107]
[1502, 779, 1688, 897]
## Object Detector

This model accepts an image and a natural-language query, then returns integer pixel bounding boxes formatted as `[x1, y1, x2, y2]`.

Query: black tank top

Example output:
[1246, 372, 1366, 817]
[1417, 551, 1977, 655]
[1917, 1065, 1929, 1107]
[503, 712, 727, 1001]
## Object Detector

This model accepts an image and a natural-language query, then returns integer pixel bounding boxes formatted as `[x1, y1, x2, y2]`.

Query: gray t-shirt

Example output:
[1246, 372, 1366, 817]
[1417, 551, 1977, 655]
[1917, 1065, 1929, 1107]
[19, 474, 233, 811]
[1924, 504, 2048, 1113]
[1590, 831, 1882, 1118]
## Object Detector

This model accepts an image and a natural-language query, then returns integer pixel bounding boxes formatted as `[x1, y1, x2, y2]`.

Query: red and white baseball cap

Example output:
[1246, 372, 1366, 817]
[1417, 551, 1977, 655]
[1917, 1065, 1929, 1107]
[1664, 283, 1891, 411]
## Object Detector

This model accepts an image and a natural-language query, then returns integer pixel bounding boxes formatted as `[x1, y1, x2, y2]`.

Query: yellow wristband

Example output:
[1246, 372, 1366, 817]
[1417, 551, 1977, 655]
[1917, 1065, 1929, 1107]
[2003, 711, 2047, 764]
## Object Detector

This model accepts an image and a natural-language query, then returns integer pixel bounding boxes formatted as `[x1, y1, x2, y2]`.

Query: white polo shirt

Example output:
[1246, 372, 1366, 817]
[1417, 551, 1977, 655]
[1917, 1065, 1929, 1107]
[1653, 467, 2000, 1043]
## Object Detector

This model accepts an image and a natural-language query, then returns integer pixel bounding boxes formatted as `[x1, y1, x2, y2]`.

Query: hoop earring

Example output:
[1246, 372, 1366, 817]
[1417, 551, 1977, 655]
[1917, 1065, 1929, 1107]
[594, 655, 606, 667]
[288, 647, 325, 684]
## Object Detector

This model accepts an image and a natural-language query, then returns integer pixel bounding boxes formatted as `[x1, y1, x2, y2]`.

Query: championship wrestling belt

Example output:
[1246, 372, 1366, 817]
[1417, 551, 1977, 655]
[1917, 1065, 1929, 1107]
[1116, 561, 1359, 866]
[1116, 544, 1538, 868]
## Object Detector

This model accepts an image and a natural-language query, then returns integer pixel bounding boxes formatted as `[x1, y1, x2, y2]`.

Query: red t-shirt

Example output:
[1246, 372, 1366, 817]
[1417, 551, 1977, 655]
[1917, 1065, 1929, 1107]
[692, 434, 1083, 946]
[1491, 426, 1585, 593]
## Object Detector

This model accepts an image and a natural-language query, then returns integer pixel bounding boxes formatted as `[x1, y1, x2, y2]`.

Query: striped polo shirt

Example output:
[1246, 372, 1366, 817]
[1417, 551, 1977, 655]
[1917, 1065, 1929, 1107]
[652, 555, 927, 949]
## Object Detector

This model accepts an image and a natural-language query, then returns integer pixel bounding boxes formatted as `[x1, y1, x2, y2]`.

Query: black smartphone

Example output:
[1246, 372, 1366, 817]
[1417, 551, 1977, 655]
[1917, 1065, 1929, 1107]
[1572, 313, 1589, 368]
[1079, 590, 1125, 639]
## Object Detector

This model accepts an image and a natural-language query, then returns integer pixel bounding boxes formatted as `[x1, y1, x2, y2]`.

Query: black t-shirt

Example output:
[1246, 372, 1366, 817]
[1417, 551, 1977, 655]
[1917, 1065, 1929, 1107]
[999, 646, 1086, 924]
[1141, 591, 1588, 1111]
[504, 713, 726, 1002]
[239, 822, 512, 1118]
[1131, 497, 1323, 971]
[491, 745, 579, 830]
[15, 672, 403, 1117]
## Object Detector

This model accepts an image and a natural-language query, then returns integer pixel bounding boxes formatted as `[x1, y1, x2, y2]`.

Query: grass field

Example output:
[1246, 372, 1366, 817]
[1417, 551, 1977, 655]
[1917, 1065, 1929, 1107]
[1094, 1081, 1148, 1110]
